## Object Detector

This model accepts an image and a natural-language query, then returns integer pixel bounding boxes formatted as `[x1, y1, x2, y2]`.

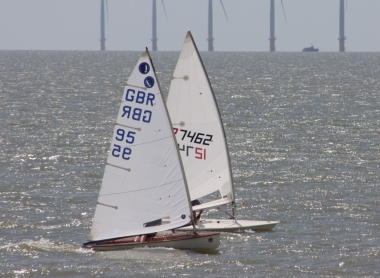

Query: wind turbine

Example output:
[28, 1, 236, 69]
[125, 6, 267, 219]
[338, 0, 346, 52]
[269, 0, 287, 52]
[152, 0, 168, 51]
[207, 0, 228, 51]
[100, 0, 108, 51]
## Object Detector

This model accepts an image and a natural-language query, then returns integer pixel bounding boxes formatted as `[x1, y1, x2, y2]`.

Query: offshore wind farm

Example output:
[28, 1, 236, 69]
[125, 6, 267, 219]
[0, 0, 379, 52]
[96, 0, 366, 52]
[207, 0, 229, 52]
[338, 0, 346, 52]
[268, 0, 287, 52]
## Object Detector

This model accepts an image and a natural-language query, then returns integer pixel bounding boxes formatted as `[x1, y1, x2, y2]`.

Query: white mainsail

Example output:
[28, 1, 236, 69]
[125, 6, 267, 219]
[166, 31, 235, 212]
[89, 50, 193, 241]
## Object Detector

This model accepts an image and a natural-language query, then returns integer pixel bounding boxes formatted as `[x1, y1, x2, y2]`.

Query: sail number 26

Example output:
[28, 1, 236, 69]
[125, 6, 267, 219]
[111, 128, 136, 160]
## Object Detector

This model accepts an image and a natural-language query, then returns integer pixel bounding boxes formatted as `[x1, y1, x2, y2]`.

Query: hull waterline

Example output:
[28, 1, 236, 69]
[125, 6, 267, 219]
[83, 232, 220, 251]
[176, 219, 279, 232]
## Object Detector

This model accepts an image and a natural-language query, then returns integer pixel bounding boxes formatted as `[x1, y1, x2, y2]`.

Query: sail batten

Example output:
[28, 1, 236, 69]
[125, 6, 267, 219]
[116, 123, 141, 131]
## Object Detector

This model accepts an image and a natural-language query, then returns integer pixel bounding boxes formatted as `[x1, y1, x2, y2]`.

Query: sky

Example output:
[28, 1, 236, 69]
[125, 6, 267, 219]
[1, 0, 379, 52]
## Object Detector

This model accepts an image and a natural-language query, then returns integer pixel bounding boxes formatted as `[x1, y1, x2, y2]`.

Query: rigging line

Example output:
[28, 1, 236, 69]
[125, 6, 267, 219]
[217, 206, 235, 219]
[99, 178, 184, 197]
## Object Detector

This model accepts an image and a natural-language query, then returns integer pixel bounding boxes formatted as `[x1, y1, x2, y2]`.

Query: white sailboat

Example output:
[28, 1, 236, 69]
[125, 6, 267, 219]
[83, 49, 220, 251]
[166, 31, 278, 232]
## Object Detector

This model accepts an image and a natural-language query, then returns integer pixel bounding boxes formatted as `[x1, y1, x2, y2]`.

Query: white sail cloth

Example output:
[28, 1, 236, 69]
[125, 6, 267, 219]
[167, 32, 235, 208]
[90, 51, 192, 241]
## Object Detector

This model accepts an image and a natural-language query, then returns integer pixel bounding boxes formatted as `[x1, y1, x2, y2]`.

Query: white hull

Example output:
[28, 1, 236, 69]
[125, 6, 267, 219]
[83, 232, 220, 251]
[176, 219, 279, 232]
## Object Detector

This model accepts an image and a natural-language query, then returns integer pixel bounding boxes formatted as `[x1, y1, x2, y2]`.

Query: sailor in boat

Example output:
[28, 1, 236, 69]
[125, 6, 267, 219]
[135, 219, 162, 243]
[191, 199, 203, 224]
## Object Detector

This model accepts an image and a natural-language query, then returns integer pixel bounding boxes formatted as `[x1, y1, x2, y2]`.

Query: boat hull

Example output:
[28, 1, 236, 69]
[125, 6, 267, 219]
[83, 232, 220, 251]
[176, 219, 279, 232]
[302, 47, 319, 52]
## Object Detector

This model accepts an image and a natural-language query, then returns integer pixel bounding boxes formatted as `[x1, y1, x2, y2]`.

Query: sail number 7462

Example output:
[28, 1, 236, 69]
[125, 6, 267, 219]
[173, 128, 213, 145]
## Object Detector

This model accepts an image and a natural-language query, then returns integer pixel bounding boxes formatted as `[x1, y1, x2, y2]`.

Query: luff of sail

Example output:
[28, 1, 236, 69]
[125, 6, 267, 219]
[166, 31, 235, 212]
[89, 51, 192, 241]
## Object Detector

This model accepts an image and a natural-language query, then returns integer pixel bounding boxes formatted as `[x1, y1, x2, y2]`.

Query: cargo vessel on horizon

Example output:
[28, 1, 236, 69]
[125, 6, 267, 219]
[303, 45, 319, 52]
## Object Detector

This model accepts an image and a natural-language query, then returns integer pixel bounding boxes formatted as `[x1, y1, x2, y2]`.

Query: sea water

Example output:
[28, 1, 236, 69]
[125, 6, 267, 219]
[1, 50, 379, 277]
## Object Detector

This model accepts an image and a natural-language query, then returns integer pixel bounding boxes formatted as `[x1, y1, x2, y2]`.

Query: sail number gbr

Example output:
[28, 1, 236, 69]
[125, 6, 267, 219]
[111, 128, 136, 160]
[120, 89, 155, 123]
[174, 128, 213, 160]
[112, 89, 155, 161]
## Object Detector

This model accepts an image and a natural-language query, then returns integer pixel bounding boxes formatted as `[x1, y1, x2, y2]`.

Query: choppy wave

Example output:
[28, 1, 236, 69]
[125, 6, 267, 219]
[1, 51, 379, 276]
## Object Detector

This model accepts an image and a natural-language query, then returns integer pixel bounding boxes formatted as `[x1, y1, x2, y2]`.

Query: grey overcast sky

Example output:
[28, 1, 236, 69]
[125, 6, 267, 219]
[1, 0, 379, 52]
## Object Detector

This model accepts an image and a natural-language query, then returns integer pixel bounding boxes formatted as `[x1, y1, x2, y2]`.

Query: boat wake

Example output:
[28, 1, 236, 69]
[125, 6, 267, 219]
[2, 238, 92, 254]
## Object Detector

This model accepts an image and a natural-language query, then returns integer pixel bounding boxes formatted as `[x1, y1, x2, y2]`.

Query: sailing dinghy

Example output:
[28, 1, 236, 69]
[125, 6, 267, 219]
[166, 31, 278, 232]
[83, 49, 219, 251]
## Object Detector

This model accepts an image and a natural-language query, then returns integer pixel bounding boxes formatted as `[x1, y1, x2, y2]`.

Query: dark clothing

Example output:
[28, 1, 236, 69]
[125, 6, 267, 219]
[143, 219, 162, 227]
[191, 199, 201, 206]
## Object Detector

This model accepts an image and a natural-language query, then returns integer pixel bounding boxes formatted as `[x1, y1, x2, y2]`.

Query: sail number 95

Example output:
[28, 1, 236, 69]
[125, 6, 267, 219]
[115, 129, 136, 144]
[173, 128, 213, 145]
[111, 128, 136, 160]
[112, 145, 131, 160]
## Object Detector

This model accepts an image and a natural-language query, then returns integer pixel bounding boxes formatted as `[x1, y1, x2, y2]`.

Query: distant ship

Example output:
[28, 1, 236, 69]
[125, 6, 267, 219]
[303, 45, 319, 52]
